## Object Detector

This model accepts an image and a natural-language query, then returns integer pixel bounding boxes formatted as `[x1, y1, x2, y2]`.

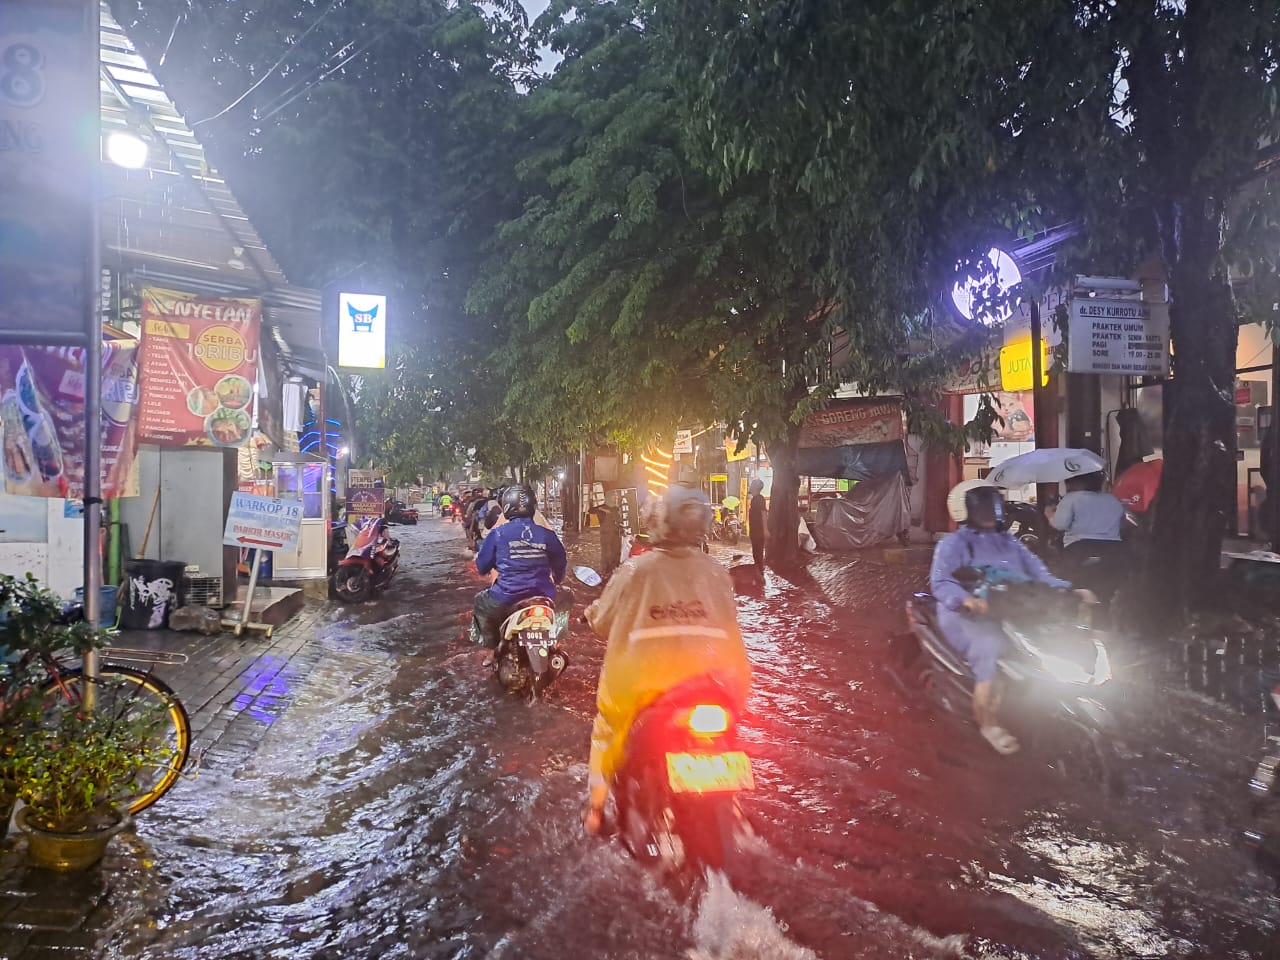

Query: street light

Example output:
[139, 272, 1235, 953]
[106, 131, 148, 169]
[338, 446, 350, 458]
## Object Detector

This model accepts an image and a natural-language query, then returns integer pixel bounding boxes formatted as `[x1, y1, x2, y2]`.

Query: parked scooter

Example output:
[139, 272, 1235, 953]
[893, 573, 1118, 786]
[1244, 671, 1280, 863]
[327, 520, 349, 578]
[710, 507, 742, 546]
[331, 516, 400, 602]
[611, 674, 755, 873]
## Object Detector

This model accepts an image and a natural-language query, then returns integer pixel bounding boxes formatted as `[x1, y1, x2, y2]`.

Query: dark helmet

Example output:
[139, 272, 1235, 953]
[502, 483, 537, 519]
[964, 484, 1007, 530]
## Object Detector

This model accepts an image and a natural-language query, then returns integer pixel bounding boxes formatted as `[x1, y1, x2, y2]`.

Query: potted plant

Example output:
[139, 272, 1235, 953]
[0, 574, 111, 862]
[10, 701, 169, 870]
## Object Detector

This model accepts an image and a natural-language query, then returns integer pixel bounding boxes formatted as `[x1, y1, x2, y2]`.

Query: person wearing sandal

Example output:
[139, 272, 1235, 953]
[930, 483, 1093, 755]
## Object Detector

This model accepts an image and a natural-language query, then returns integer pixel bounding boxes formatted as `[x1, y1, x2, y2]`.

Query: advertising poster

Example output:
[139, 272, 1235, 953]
[991, 391, 1035, 443]
[798, 399, 905, 449]
[0, 340, 141, 498]
[337, 292, 387, 369]
[0, 0, 94, 338]
[139, 288, 260, 448]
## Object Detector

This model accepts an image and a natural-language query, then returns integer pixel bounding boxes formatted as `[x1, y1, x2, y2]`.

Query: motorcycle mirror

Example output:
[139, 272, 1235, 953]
[574, 566, 602, 587]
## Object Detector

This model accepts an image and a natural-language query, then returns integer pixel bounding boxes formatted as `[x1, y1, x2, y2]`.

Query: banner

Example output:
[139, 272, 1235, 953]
[0, 340, 141, 498]
[798, 399, 905, 449]
[346, 487, 386, 520]
[991, 391, 1035, 442]
[139, 289, 260, 448]
[0, 0, 94, 338]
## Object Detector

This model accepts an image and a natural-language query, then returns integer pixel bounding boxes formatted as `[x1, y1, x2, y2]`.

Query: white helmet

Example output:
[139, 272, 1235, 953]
[947, 479, 998, 524]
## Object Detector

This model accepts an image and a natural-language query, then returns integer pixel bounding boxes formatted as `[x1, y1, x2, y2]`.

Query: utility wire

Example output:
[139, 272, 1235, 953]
[248, 35, 361, 121]
[191, 0, 340, 127]
[250, 30, 388, 128]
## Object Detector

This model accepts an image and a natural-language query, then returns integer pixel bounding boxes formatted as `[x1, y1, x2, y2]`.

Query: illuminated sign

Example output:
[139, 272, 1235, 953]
[337, 292, 386, 369]
[999, 337, 1050, 392]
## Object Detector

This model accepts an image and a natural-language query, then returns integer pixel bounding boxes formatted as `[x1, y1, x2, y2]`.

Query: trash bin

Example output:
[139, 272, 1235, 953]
[73, 585, 119, 629]
[120, 560, 186, 630]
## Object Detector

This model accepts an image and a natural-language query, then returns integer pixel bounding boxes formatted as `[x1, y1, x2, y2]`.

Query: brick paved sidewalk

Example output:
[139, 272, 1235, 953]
[0, 602, 332, 959]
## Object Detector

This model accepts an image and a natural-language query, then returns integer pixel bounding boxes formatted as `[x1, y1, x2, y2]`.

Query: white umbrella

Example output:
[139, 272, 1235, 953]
[986, 448, 1106, 487]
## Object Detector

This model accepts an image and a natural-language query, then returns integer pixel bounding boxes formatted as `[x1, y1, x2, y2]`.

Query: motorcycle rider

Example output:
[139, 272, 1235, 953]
[582, 484, 752, 835]
[930, 483, 1093, 755]
[473, 484, 568, 650]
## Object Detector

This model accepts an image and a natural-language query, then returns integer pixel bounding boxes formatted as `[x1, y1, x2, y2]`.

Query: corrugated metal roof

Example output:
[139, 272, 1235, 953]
[99, 2, 325, 378]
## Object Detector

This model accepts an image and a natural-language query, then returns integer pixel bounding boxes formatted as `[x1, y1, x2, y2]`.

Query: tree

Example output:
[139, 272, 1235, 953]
[470, 0, 844, 567]
[115, 0, 536, 476]
[654, 0, 1280, 613]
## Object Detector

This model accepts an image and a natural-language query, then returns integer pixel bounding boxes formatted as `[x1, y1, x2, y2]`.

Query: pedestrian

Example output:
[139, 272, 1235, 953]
[748, 478, 768, 570]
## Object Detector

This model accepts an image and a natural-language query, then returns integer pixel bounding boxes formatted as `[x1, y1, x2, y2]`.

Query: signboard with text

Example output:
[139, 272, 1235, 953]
[798, 399, 905, 449]
[222, 492, 303, 552]
[1067, 298, 1170, 376]
[346, 487, 387, 519]
[338, 292, 387, 369]
[0, 0, 94, 339]
[605, 487, 639, 538]
[139, 289, 261, 447]
[673, 430, 693, 455]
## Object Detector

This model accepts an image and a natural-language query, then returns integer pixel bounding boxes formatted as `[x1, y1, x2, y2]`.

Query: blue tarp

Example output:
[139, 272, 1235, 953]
[795, 440, 908, 482]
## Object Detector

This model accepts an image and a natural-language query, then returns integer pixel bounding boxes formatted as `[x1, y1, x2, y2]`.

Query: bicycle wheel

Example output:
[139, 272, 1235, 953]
[41, 666, 191, 815]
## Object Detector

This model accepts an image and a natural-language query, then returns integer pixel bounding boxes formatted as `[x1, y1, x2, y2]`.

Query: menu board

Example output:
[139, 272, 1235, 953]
[138, 288, 260, 448]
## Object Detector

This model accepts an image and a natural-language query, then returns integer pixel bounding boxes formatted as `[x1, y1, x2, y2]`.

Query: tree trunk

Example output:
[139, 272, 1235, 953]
[765, 422, 804, 570]
[562, 452, 580, 533]
[1145, 204, 1238, 618]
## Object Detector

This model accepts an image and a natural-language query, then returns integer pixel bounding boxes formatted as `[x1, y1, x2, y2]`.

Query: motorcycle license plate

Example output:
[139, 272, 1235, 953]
[523, 633, 546, 641]
[666, 751, 754, 794]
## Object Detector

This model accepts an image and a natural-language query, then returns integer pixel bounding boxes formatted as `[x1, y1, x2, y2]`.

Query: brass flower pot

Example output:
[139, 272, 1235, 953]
[15, 807, 128, 871]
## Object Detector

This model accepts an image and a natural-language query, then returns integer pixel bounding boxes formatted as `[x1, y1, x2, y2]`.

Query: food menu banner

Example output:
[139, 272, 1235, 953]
[798, 399, 905, 449]
[139, 289, 260, 448]
[0, 341, 141, 499]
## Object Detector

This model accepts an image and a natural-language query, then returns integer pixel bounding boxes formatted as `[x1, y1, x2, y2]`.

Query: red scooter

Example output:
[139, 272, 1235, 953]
[331, 517, 400, 602]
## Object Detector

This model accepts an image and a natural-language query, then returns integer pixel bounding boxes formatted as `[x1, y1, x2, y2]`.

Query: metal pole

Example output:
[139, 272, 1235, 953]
[1030, 299, 1053, 508]
[238, 550, 263, 635]
[83, 0, 104, 709]
[1269, 342, 1280, 546]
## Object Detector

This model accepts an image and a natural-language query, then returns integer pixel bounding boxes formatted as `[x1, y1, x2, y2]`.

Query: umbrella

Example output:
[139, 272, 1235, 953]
[986, 448, 1106, 487]
[1112, 458, 1162, 512]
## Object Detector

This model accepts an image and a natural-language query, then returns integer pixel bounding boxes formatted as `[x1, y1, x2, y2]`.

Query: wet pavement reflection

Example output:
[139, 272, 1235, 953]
[91, 523, 1280, 958]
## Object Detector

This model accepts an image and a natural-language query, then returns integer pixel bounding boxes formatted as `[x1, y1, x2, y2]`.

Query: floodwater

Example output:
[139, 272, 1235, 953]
[95, 522, 1279, 958]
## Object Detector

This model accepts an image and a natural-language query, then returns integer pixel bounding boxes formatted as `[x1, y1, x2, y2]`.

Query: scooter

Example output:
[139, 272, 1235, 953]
[331, 517, 400, 602]
[892, 573, 1118, 786]
[1244, 671, 1280, 862]
[710, 508, 742, 546]
[472, 591, 573, 698]
[612, 674, 755, 873]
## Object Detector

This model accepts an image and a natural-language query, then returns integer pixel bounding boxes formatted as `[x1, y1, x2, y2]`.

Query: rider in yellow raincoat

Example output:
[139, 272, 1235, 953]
[583, 485, 752, 833]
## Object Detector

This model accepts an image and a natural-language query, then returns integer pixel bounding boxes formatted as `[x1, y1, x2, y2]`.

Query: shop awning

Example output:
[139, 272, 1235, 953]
[98, 3, 323, 379]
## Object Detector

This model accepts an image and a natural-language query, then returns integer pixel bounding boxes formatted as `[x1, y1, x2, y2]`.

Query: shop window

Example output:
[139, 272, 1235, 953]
[301, 464, 325, 519]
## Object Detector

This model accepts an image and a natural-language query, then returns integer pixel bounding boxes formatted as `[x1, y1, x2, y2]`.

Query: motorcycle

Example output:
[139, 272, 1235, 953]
[472, 592, 573, 697]
[893, 573, 1119, 786]
[1005, 498, 1059, 557]
[1244, 671, 1280, 862]
[331, 517, 400, 602]
[710, 507, 742, 546]
[612, 674, 755, 873]
[327, 520, 349, 578]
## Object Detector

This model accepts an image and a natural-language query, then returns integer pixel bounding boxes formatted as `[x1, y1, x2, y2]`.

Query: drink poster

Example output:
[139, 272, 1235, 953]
[139, 288, 260, 448]
[0, 339, 141, 498]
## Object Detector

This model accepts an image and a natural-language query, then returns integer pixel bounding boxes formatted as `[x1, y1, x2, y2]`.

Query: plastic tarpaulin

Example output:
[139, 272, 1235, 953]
[811, 473, 911, 551]
[794, 440, 908, 482]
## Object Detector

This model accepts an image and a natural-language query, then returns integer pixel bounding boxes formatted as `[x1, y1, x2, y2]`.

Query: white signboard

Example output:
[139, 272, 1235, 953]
[1067, 297, 1170, 376]
[338, 292, 387, 369]
[222, 492, 303, 551]
[673, 429, 694, 455]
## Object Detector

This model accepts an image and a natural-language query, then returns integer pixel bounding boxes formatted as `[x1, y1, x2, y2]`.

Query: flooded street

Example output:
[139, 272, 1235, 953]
[87, 522, 1280, 959]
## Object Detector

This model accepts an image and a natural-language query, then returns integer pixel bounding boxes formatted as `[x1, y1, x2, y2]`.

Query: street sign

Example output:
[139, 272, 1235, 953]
[1067, 297, 1170, 376]
[674, 429, 694, 455]
[222, 492, 303, 551]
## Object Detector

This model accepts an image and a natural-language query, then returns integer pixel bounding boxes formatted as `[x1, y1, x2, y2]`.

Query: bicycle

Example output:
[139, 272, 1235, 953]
[25, 645, 191, 815]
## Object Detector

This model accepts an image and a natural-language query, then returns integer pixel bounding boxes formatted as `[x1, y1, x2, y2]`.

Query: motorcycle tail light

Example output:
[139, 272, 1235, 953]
[532, 606, 547, 618]
[687, 704, 730, 735]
